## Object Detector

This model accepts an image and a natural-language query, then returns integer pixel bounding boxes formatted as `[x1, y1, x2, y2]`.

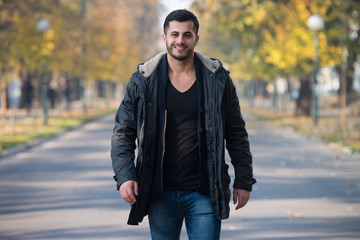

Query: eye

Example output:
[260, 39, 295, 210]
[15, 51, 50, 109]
[184, 33, 193, 38]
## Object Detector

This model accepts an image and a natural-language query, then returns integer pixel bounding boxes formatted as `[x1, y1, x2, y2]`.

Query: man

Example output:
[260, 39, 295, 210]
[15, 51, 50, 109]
[111, 9, 255, 240]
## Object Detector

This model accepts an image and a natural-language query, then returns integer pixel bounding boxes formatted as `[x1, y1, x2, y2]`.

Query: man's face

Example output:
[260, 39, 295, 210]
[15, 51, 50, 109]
[163, 20, 199, 61]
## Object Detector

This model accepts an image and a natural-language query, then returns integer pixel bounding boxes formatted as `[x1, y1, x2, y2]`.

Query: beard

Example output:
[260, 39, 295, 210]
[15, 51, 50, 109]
[166, 43, 194, 61]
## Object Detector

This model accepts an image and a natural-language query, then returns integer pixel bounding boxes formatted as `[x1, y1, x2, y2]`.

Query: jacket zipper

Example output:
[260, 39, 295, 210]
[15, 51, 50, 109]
[160, 109, 167, 194]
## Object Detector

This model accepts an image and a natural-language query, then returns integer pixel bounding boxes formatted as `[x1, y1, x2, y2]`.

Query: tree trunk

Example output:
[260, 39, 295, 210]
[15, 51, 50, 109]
[0, 69, 7, 125]
[338, 50, 357, 105]
[295, 74, 312, 116]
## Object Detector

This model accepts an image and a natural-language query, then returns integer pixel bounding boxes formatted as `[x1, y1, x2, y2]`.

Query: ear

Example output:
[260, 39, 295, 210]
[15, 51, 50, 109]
[195, 35, 199, 46]
[162, 34, 166, 45]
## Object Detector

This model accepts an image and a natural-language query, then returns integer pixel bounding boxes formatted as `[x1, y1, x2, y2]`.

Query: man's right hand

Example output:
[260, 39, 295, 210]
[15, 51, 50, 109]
[119, 180, 138, 204]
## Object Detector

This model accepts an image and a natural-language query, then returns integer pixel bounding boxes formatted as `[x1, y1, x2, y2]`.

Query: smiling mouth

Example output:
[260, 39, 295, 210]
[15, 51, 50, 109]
[174, 45, 186, 50]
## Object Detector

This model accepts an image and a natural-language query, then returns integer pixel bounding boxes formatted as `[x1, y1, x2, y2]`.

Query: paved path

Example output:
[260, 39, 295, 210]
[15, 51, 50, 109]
[0, 113, 359, 240]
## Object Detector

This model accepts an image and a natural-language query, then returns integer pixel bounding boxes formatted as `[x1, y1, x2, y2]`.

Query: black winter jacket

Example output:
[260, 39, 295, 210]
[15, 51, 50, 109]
[111, 52, 255, 225]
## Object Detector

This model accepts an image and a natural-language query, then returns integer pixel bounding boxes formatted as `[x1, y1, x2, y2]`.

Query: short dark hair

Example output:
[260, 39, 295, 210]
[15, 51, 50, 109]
[163, 9, 199, 35]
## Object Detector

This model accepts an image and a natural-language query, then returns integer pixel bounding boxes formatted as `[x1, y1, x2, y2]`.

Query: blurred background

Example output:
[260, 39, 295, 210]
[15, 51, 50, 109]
[0, 0, 359, 153]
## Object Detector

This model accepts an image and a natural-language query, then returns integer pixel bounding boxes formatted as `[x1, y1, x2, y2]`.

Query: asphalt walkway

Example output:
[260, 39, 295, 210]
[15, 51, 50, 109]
[0, 112, 359, 240]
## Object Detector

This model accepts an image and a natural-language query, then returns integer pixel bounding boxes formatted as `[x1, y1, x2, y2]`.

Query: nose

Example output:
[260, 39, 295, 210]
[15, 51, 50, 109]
[176, 35, 185, 44]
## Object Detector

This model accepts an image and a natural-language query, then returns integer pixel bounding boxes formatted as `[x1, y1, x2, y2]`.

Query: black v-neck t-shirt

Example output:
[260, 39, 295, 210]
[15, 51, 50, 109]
[163, 80, 199, 191]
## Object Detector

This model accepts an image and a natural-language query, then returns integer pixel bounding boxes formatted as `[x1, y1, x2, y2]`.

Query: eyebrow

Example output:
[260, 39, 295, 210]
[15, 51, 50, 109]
[170, 31, 193, 35]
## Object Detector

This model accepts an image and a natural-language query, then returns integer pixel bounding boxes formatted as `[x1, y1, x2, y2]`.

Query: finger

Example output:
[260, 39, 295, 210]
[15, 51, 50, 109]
[123, 192, 134, 204]
[134, 181, 138, 196]
[120, 189, 131, 203]
[235, 198, 244, 210]
[235, 194, 241, 210]
[233, 190, 238, 205]
[235, 195, 245, 210]
[121, 194, 129, 203]
[236, 195, 249, 210]
[126, 187, 136, 203]
[120, 186, 134, 204]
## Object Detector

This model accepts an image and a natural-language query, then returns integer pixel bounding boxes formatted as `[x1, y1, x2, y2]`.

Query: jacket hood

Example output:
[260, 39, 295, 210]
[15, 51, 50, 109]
[138, 52, 222, 78]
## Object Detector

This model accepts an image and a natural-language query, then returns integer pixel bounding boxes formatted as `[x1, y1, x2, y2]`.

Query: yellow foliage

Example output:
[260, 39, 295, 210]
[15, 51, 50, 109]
[255, 9, 266, 23]
[206, 0, 215, 6]
[46, 42, 55, 51]
[44, 29, 55, 41]
[244, 16, 254, 26]
[193, 0, 353, 81]
[30, 45, 38, 51]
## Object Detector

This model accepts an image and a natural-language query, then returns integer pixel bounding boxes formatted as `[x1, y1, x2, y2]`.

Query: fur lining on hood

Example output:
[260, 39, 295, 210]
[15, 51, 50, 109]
[138, 52, 222, 78]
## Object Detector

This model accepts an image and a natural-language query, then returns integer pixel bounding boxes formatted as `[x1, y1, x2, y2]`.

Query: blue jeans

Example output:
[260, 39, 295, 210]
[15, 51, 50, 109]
[148, 190, 221, 240]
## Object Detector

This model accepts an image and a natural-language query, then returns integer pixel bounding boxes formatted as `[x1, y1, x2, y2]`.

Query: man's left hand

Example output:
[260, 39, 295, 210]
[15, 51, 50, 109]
[233, 188, 250, 210]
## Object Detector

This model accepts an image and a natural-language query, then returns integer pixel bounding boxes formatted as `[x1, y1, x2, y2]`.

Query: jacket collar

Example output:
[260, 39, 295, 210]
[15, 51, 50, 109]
[138, 52, 222, 78]
[195, 52, 221, 74]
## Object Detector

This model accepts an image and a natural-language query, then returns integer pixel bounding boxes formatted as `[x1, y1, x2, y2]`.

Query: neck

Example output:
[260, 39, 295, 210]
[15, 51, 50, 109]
[167, 53, 195, 74]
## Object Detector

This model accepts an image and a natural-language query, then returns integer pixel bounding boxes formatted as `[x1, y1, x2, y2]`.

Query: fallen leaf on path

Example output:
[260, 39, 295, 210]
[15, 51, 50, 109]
[347, 182, 355, 187]
[287, 210, 301, 218]
[347, 207, 354, 212]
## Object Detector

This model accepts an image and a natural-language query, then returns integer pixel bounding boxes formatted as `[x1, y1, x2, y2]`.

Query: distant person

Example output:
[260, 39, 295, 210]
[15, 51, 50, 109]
[23, 76, 33, 114]
[111, 9, 255, 240]
[47, 87, 56, 109]
[64, 84, 71, 110]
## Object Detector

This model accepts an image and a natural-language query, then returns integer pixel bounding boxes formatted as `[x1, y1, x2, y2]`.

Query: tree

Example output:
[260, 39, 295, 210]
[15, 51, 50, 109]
[0, 0, 162, 121]
[192, 0, 360, 116]
[325, 0, 360, 101]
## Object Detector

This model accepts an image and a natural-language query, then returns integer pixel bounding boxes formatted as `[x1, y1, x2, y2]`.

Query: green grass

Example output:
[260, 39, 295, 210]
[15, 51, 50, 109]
[0, 108, 116, 152]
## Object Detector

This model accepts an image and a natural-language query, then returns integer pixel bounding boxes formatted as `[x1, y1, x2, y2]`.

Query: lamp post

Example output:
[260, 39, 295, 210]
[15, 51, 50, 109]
[81, 0, 87, 112]
[307, 14, 324, 125]
[37, 18, 51, 125]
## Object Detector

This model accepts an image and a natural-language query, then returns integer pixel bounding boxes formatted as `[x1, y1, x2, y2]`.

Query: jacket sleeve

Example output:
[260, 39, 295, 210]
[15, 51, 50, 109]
[111, 80, 138, 190]
[223, 76, 256, 191]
